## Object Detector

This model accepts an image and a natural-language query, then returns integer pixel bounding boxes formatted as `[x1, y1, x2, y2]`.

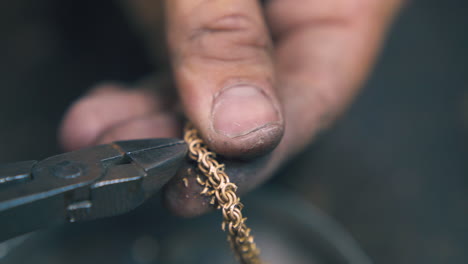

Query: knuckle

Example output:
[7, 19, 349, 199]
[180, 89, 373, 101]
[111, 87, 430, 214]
[191, 13, 257, 40]
[181, 13, 271, 64]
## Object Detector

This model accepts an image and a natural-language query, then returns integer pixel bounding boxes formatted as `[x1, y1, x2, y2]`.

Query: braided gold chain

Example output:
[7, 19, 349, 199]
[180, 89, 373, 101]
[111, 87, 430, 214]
[184, 124, 263, 264]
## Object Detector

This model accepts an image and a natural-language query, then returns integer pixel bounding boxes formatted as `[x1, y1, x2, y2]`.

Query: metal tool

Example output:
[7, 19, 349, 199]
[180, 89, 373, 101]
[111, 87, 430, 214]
[0, 138, 187, 242]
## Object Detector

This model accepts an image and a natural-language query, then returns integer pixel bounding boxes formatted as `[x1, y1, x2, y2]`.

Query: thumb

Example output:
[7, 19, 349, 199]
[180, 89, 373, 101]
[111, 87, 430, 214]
[165, 0, 284, 158]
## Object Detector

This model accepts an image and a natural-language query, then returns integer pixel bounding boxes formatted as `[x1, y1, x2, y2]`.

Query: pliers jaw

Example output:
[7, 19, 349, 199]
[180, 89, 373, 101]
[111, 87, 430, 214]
[0, 138, 187, 242]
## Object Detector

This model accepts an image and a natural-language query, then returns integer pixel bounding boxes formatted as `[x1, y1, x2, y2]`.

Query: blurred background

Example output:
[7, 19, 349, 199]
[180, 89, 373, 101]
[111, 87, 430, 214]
[0, 0, 466, 263]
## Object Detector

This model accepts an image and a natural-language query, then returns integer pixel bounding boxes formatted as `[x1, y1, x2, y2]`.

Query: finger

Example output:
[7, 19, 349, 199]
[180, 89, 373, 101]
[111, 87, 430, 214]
[164, 154, 272, 218]
[164, 0, 404, 217]
[59, 83, 164, 151]
[165, 0, 284, 158]
[267, 0, 404, 156]
[95, 113, 181, 144]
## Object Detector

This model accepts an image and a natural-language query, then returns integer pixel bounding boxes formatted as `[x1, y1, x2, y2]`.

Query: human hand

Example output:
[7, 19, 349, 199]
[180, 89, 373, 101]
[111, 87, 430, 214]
[60, 0, 403, 216]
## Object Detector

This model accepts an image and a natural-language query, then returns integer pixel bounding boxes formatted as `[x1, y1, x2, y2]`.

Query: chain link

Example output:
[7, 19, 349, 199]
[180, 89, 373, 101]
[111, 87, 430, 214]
[184, 123, 263, 264]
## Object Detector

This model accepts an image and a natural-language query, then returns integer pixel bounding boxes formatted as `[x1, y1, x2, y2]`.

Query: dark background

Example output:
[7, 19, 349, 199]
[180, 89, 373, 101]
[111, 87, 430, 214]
[0, 0, 466, 263]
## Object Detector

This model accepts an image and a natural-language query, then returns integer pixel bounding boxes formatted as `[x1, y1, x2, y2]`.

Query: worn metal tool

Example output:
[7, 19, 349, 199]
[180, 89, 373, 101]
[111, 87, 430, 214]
[0, 138, 187, 242]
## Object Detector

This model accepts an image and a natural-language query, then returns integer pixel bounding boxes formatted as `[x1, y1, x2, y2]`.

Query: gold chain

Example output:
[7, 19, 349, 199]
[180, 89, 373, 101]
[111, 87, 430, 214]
[184, 124, 263, 264]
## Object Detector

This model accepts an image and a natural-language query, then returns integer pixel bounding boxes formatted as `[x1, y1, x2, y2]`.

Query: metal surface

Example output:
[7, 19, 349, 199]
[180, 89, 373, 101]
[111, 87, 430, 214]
[0, 138, 187, 242]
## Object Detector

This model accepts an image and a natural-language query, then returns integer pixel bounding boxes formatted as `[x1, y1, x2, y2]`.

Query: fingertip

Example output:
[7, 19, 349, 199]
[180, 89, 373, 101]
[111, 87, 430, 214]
[187, 84, 283, 159]
[206, 121, 283, 159]
[211, 85, 280, 137]
[59, 97, 107, 151]
[163, 147, 277, 218]
[163, 163, 212, 218]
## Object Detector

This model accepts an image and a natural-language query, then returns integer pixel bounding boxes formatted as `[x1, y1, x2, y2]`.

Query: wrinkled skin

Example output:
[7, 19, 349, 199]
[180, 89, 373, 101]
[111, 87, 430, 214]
[60, 0, 404, 217]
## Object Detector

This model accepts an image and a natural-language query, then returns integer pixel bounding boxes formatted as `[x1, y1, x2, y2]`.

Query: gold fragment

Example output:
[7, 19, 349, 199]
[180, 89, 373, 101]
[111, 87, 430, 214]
[182, 177, 189, 188]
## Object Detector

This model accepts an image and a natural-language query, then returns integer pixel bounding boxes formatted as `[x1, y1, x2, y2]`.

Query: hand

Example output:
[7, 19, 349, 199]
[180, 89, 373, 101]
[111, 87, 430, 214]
[59, 0, 403, 216]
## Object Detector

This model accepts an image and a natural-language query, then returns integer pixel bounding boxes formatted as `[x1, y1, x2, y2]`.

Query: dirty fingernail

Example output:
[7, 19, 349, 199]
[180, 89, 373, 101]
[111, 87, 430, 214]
[212, 85, 279, 138]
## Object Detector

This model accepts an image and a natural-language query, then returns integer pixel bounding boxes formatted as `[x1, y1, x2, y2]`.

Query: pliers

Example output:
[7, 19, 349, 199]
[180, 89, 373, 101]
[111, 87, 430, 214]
[0, 138, 187, 242]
